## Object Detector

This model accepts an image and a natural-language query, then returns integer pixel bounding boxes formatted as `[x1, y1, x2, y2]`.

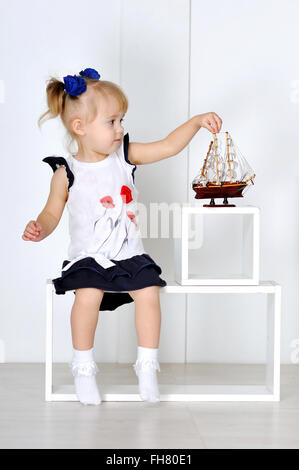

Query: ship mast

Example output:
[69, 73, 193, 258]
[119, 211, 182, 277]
[226, 131, 233, 183]
[200, 141, 213, 179]
[213, 134, 220, 185]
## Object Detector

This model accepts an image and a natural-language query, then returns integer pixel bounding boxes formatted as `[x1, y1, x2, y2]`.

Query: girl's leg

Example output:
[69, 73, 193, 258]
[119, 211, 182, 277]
[70, 288, 104, 405]
[71, 287, 104, 349]
[128, 286, 162, 402]
[130, 285, 161, 348]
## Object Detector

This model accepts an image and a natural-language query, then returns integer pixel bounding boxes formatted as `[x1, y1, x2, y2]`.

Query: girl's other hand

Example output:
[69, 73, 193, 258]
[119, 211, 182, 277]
[197, 112, 222, 134]
[22, 220, 45, 242]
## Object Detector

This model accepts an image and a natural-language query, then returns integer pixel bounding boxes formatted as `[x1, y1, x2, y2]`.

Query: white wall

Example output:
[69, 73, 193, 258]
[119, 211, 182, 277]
[188, 0, 299, 365]
[1, 0, 297, 364]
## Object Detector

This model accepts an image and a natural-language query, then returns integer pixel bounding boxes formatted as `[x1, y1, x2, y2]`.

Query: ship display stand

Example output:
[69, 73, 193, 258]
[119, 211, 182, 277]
[44, 133, 281, 402]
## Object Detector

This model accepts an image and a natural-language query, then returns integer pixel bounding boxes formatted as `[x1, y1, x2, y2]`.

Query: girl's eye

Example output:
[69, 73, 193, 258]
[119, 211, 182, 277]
[109, 118, 125, 125]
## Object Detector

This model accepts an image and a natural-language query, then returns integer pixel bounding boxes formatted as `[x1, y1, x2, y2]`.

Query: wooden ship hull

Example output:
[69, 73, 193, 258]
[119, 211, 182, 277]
[192, 181, 247, 200]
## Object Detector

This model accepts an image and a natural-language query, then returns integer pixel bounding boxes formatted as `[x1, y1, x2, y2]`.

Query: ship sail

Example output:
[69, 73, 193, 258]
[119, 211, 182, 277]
[193, 132, 255, 187]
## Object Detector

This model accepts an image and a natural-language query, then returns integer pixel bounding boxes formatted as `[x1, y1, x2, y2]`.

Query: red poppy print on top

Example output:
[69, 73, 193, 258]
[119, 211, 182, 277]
[127, 211, 137, 226]
[120, 185, 133, 204]
[100, 195, 115, 208]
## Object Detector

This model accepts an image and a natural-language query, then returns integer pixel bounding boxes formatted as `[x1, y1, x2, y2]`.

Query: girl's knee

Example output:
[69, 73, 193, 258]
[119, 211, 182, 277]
[129, 285, 160, 302]
[74, 288, 104, 307]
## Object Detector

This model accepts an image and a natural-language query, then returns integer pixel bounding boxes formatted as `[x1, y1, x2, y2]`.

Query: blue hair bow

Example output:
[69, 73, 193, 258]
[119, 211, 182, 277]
[63, 68, 101, 96]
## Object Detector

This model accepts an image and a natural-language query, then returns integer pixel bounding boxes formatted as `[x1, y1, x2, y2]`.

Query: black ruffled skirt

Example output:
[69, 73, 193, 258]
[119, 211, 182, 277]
[52, 253, 167, 311]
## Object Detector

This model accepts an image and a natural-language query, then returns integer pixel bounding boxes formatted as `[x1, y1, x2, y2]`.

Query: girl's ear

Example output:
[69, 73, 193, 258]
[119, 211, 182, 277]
[72, 118, 85, 136]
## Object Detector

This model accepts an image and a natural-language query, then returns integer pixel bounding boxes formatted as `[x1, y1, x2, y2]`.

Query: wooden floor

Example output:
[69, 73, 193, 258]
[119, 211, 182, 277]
[0, 363, 299, 449]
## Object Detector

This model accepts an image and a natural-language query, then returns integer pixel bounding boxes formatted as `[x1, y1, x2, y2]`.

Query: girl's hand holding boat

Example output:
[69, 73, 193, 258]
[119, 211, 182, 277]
[196, 112, 222, 134]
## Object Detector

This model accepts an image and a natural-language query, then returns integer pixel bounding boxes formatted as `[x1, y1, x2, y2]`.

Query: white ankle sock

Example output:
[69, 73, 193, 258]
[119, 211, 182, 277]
[70, 347, 101, 405]
[133, 346, 160, 403]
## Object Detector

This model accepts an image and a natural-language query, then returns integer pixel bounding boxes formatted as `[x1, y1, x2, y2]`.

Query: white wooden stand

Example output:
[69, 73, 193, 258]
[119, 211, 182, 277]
[174, 204, 260, 285]
[45, 279, 281, 402]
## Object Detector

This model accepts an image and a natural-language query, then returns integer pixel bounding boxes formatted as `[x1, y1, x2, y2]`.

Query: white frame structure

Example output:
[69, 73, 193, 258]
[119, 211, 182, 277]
[174, 204, 260, 285]
[45, 279, 281, 402]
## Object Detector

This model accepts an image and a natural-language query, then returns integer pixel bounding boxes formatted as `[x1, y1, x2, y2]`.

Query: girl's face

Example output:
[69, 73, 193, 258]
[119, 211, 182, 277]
[76, 93, 125, 158]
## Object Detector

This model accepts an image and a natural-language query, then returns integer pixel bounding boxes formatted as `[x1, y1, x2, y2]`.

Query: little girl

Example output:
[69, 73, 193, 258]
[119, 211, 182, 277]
[22, 67, 222, 405]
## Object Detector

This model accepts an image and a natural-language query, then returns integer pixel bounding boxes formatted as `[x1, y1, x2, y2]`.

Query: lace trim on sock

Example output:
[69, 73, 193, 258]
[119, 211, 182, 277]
[133, 358, 161, 376]
[69, 360, 99, 377]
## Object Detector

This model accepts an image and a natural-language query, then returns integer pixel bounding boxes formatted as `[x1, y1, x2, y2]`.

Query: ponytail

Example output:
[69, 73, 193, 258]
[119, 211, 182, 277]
[38, 77, 67, 128]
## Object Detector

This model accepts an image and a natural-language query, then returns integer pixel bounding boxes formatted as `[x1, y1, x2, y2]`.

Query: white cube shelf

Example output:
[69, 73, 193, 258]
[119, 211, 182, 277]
[45, 279, 281, 402]
[174, 204, 260, 285]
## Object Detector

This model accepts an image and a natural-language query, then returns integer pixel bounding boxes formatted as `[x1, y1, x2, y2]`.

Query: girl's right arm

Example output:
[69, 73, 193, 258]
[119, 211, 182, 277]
[22, 166, 69, 242]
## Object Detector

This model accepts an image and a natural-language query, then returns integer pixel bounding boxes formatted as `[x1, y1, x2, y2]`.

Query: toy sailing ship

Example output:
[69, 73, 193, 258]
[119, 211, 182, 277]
[192, 131, 256, 207]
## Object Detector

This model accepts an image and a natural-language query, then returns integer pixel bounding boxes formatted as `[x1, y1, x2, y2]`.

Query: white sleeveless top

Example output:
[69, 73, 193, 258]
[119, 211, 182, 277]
[54, 134, 145, 272]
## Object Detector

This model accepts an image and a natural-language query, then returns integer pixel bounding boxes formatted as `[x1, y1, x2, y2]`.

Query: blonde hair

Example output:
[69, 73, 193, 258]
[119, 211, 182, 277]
[38, 75, 128, 153]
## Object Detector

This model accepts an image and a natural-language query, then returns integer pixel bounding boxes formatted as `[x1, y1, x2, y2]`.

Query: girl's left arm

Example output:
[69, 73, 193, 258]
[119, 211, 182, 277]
[128, 112, 222, 165]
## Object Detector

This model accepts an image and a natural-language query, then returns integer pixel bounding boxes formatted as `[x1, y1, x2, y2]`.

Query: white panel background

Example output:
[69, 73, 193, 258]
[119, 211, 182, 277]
[188, 0, 298, 365]
[0, 0, 297, 364]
